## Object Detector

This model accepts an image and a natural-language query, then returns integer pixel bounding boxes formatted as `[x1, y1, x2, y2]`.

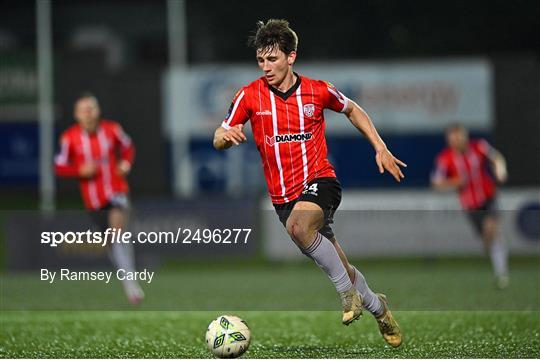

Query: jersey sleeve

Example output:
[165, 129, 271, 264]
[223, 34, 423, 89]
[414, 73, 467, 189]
[431, 153, 450, 183]
[221, 88, 250, 130]
[475, 139, 494, 159]
[112, 122, 135, 165]
[54, 133, 79, 177]
[320, 80, 349, 113]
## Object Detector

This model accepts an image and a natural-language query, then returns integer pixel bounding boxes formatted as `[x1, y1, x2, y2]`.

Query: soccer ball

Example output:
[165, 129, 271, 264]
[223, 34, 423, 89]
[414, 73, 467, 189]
[205, 315, 251, 358]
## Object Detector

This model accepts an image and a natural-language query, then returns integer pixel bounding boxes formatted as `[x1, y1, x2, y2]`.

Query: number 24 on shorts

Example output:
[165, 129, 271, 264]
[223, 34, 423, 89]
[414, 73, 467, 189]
[303, 183, 319, 196]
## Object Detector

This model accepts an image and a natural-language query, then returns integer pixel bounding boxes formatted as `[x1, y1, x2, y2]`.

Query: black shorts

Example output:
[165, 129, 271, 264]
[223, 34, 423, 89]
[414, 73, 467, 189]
[273, 177, 342, 239]
[466, 196, 498, 235]
[88, 194, 130, 232]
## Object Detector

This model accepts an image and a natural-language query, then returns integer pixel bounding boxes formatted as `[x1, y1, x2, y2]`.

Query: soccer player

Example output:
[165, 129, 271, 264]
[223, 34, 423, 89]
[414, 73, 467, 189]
[213, 19, 405, 347]
[431, 123, 509, 289]
[54, 93, 144, 304]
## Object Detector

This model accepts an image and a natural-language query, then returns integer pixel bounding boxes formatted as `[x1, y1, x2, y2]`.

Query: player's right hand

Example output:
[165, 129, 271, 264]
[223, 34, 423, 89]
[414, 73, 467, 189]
[79, 162, 97, 178]
[222, 124, 247, 146]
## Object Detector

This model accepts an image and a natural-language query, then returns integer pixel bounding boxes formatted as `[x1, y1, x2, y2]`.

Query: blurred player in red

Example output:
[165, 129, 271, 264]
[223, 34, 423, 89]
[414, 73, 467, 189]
[432, 123, 509, 289]
[55, 93, 144, 304]
[213, 19, 404, 347]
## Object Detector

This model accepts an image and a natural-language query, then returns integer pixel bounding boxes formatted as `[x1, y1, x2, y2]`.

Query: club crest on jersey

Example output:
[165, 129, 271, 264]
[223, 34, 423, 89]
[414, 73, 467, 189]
[266, 132, 313, 147]
[303, 104, 315, 118]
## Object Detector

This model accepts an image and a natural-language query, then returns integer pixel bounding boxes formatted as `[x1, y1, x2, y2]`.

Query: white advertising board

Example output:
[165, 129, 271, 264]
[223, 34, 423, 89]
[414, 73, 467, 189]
[164, 59, 493, 137]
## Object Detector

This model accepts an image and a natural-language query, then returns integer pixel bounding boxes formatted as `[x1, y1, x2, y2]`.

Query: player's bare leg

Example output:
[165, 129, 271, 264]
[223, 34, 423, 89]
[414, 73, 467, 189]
[482, 216, 509, 289]
[285, 201, 362, 325]
[108, 207, 145, 305]
[330, 237, 402, 347]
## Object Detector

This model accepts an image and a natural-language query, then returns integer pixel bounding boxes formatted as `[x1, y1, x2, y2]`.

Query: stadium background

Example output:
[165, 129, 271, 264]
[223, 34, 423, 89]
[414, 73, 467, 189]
[1, 0, 539, 358]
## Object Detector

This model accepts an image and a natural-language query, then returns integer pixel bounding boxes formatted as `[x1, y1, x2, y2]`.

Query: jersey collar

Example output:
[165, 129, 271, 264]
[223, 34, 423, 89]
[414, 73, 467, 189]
[268, 72, 301, 101]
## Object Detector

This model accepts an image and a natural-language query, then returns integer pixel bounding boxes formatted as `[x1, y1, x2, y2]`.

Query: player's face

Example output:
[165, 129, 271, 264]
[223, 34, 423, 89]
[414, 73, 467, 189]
[446, 127, 468, 151]
[256, 46, 296, 88]
[74, 97, 100, 132]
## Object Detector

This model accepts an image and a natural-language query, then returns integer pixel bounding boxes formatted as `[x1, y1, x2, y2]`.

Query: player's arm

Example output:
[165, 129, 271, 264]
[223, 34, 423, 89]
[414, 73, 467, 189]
[485, 142, 508, 184]
[430, 156, 463, 191]
[54, 135, 96, 178]
[431, 174, 464, 191]
[113, 123, 135, 176]
[213, 89, 249, 151]
[213, 124, 247, 150]
[343, 100, 407, 182]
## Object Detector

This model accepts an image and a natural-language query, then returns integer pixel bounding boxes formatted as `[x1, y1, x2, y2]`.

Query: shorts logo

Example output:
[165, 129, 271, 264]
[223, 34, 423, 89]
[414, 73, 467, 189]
[266, 132, 313, 147]
[303, 104, 315, 118]
[256, 110, 272, 116]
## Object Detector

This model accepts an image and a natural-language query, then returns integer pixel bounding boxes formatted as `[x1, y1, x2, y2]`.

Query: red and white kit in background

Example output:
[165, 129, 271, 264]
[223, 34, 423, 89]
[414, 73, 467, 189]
[55, 119, 135, 210]
[222, 74, 348, 204]
[432, 139, 496, 210]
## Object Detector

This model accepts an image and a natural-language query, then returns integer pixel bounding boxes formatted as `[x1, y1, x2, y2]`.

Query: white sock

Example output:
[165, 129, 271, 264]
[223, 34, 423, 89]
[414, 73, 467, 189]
[108, 242, 143, 299]
[489, 239, 509, 278]
[353, 266, 383, 317]
[108, 242, 136, 273]
[303, 233, 353, 293]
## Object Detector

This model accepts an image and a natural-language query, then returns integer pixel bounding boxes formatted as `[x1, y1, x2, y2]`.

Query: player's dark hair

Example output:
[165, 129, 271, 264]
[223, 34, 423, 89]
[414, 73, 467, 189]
[445, 122, 466, 133]
[247, 19, 298, 55]
[76, 91, 97, 102]
[75, 92, 99, 106]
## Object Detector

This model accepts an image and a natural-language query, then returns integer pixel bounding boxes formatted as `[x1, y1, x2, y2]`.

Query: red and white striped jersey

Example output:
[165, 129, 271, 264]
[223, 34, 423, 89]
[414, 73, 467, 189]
[432, 139, 496, 210]
[222, 74, 348, 204]
[55, 119, 135, 210]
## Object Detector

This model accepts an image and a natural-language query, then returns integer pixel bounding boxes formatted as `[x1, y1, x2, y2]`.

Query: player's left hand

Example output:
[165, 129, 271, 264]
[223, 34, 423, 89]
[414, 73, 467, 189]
[117, 160, 132, 176]
[375, 148, 407, 182]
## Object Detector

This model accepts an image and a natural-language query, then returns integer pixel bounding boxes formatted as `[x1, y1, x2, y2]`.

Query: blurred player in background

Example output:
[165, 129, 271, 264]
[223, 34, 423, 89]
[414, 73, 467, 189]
[213, 19, 404, 347]
[54, 93, 144, 304]
[431, 123, 509, 289]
